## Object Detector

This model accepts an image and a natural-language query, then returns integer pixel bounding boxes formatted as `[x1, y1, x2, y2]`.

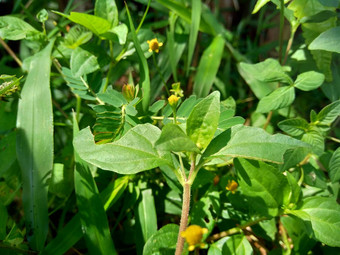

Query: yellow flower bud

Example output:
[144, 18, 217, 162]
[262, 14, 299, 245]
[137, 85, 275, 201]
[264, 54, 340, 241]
[147, 38, 163, 53]
[181, 225, 208, 251]
[168, 94, 179, 108]
[226, 180, 238, 194]
[122, 84, 135, 102]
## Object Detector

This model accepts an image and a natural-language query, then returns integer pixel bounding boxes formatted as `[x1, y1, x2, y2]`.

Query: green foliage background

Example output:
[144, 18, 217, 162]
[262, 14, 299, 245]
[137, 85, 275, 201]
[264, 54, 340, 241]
[0, 0, 339, 254]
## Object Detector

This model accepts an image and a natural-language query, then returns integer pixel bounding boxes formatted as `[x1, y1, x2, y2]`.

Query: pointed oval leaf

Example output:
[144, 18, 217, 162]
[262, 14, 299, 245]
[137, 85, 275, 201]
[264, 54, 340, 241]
[94, 0, 118, 28]
[0, 16, 40, 40]
[68, 12, 110, 35]
[278, 118, 310, 136]
[212, 125, 310, 164]
[329, 147, 340, 183]
[70, 47, 100, 77]
[234, 158, 290, 217]
[186, 91, 220, 149]
[155, 123, 200, 153]
[290, 197, 340, 247]
[73, 124, 171, 174]
[256, 86, 295, 113]
[316, 100, 340, 125]
[309, 26, 340, 53]
[294, 71, 325, 91]
[222, 234, 253, 255]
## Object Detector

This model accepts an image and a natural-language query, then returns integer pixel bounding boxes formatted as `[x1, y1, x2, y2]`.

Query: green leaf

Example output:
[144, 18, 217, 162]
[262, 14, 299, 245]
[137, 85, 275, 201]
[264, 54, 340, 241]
[125, 4, 150, 113]
[238, 58, 293, 99]
[281, 215, 316, 254]
[63, 25, 93, 49]
[278, 118, 310, 136]
[256, 86, 295, 113]
[155, 123, 200, 153]
[59, 11, 111, 35]
[329, 147, 340, 183]
[0, 202, 7, 240]
[73, 124, 171, 174]
[143, 224, 179, 255]
[73, 115, 117, 255]
[234, 158, 289, 217]
[94, 0, 118, 28]
[0, 131, 16, 176]
[285, 171, 302, 206]
[186, 91, 220, 149]
[186, 0, 201, 76]
[193, 35, 225, 98]
[289, 197, 340, 247]
[135, 188, 158, 252]
[300, 10, 337, 23]
[101, 24, 128, 44]
[70, 47, 100, 77]
[301, 129, 324, 155]
[222, 234, 253, 255]
[294, 71, 325, 91]
[0, 16, 40, 40]
[91, 104, 124, 144]
[212, 125, 310, 164]
[309, 26, 340, 53]
[49, 163, 73, 198]
[16, 39, 55, 251]
[316, 100, 340, 126]
[97, 87, 127, 107]
[252, 0, 271, 14]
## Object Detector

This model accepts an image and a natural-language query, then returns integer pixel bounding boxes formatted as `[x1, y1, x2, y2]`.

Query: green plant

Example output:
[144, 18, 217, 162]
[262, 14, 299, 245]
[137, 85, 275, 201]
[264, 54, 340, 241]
[0, 0, 339, 254]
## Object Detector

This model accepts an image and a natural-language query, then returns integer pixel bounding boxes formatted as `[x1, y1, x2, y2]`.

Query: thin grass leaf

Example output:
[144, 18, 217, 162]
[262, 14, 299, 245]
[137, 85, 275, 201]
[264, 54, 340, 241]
[16, 39, 55, 251]
[186, 0, 201, 76]
[125, 3, 150, 113]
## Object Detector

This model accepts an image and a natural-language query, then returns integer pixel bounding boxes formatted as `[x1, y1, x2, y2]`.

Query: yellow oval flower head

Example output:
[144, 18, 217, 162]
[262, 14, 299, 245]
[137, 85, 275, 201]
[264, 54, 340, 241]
[181, 225, 208, 251]
[168, 94, 179, 107]
[226, 180, 238, 194]
[147, 38, 163, 53]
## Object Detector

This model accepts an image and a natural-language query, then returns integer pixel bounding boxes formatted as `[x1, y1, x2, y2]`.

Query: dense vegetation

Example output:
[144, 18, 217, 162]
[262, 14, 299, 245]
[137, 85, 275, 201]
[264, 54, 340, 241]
[0, 0, 339, 254]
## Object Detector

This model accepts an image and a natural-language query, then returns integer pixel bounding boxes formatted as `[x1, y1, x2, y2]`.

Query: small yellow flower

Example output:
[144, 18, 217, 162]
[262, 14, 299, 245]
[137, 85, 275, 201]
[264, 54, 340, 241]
[181, 225, 208, 251]
[168, 94, 179, 107]
[147, 38, 163, 53]
[226, 180, 238, 194]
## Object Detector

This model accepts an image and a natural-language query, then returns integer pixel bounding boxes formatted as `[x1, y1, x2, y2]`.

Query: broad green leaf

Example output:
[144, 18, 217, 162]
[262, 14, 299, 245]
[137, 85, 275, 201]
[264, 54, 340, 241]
[16, 40, 55, 251]
[329, 147, 340, 183]
[285, 171, 302, 206]
[191, 196, 215, 232]
[135, 188, 158, 253]
[41, 176, 128, 255]
[309, 26, 340, 53]
[252, 0, 271, 14]
[300, 10, 337, 23]
[238, 59, 290, 99]
[101, 24, 128, 44]
[73, 124, 171, 174]
[222, 234, 253, 255]
[0, 16, 40, 40]
[294, 71, 325, 91]
[234, 158, 289, 217]
[186, 91, 220, 149]
[186, 0, 201, 75]
[289, 197, 340, 247]
[316, 100, 340, 126]
[208, 237, 229, 255]
[281, 215, 316, 254]
[126, 4, 150, 113]
[278, 118, 310, 136]
[193, 35, 225, 98]
[73, 117, 117, 254]
[280, 147, 311, 171]
[58, 11, 111, 35]
[143, 224, 179, 255]
[155, 123, 200, 153]
[94, 0, 118, 28]
[301, 129, 324, 155]
[70, 47, 100, 77]
[212, 125, 310, 164]
[256, 86, 295, 113]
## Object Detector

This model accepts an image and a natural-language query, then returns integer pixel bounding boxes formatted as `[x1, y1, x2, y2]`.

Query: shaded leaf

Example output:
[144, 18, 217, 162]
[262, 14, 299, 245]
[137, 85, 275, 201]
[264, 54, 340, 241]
[309, 26, 340, 53]
[329, 147, 340, 183]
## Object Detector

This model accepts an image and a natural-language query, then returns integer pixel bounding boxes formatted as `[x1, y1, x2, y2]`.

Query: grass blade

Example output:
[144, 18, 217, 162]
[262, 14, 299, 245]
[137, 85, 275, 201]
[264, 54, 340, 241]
[186, 0, 201, 76]
[16, 39, 55, 251]
[193, 35, 225, 98]
[125, 3, 150, 113]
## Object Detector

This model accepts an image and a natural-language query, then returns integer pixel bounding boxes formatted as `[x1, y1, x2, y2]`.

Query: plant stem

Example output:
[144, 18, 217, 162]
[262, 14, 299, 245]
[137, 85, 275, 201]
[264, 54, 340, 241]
[263, 111, 273, 130]
[175, 182, 191, 255]
[0, 38, 22, 67]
